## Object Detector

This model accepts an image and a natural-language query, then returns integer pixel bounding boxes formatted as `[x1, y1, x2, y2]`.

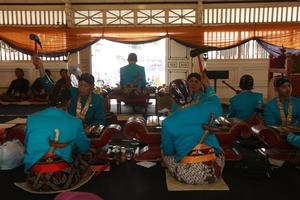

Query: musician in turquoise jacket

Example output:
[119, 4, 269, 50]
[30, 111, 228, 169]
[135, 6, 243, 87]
[68, 73, 105, 127]
[32, 55, 55, 94]
[120, 53, 146, 89]
[161, 79, 224, 185]
[264, 77, 300, 149]
[24, 84, 91, 191]
[228, 75, 264, 120]
[171, 73, 222, 114]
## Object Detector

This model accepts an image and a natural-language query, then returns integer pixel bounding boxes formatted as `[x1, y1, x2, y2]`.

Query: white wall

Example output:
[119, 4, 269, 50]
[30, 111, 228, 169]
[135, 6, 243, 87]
[0, 61, 67, 93]
[204, 59, 269, 100]
[166, 38, 269, 101]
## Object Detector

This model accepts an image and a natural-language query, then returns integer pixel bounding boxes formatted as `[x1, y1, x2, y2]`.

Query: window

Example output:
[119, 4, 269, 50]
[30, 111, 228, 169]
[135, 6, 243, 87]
[92, 39, 166, 87]
[0, 40, 65, 61]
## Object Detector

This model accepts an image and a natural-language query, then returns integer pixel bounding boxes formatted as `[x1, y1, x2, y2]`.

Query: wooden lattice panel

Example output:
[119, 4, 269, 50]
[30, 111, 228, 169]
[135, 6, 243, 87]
[168, 9, 196, 24]
[74, 10, 103, 25]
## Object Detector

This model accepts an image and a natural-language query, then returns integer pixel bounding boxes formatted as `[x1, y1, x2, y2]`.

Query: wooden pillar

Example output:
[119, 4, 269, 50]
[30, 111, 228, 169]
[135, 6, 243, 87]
[196, 0, 203, 25]
[79, 47, 92, 74]
[64, 2, 74, 28]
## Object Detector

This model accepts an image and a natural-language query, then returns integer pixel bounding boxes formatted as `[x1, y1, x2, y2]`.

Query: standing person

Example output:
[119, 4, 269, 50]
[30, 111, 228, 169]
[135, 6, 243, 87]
[228, 75, 264, 120]
[120, 53, 146, 89]
[161, 79, 224, 184]
[264, 76, 300, 149]
[24, 84, 91, 192]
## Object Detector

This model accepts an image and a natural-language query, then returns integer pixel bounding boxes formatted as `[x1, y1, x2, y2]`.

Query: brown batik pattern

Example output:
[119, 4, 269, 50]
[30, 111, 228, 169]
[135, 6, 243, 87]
[27, 156, 89, 192]
[163, 153, 225, 185]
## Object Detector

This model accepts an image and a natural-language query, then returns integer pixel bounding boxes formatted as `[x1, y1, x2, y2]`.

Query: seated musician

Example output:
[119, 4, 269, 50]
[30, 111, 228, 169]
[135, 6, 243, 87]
[68, 73, 105, 127]
[56, 68, 71, 88]
[228, 75, 263, 120]
[264, 77, 300, 149]
[24, 84, 91, 192]
[1, 68, 29, 100]
[30, 69, 54, 100]
[171, 72, 221, 113]
[32, 55, 55, 94]
[33, 55, 105, 127]
[161, 79, 224, 184]
[120, 53, 146, 89]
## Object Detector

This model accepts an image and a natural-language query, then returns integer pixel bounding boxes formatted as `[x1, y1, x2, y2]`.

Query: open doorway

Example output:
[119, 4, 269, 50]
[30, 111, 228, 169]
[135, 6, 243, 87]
[91, 39, 166, 87]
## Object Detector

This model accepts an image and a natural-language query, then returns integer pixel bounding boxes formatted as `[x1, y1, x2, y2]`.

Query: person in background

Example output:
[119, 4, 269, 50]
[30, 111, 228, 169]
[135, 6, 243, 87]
[56, 68, 71, 88]
[264, 76, 300, 149]
[31, 69, 54, 101]
[228, 74, 264, 120]
[32, 55, 55, 94]
[1, 68, 29, 99]
[33, 56, 105, 127]
[24, 84, 91, 192]
[161, 79, 224, 184]
[120, 53, 146, 89]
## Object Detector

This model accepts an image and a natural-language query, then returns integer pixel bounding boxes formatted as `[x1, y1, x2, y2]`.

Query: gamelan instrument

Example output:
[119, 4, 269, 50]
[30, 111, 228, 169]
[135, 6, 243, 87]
[251, 124, 298, 161]
[124, 116, 161, 161]
[86, 124, 122, 148]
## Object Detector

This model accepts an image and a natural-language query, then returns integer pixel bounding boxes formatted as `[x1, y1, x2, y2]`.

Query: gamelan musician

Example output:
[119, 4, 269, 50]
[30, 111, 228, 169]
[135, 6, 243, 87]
[264, 77, 300, 149]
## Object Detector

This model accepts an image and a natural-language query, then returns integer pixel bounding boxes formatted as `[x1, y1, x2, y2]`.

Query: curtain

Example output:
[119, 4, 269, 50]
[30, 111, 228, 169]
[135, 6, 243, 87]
[0, 23, 300, 57]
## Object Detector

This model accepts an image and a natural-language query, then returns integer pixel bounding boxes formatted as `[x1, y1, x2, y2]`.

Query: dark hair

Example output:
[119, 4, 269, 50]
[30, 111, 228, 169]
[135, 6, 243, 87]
[48, 85, 71, 107]
[60, 69, 68, 74]
[187, 73, 201, 81]
[239, 74, 254, 90]
[275, 76, 291, 88]
[127, 53, 137, 62]
[45, 69, 51, 76]
[15, 68, 24, 75]
[79, 73, 95, 85]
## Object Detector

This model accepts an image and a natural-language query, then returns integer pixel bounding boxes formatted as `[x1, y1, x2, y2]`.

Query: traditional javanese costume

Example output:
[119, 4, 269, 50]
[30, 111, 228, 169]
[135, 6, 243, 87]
[264, 96, 300, 149]
[228, 91, 263, 120]
[68, 87, 105, 127]
[161, 79, 224, 184]
[24, 107, 91, 192]
[120, 63, 146, 89]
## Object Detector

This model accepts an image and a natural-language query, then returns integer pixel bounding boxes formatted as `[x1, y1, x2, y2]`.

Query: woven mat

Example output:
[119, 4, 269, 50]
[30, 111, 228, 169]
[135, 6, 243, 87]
[165, 170, 229, 191]
[14, 170, 95, 194]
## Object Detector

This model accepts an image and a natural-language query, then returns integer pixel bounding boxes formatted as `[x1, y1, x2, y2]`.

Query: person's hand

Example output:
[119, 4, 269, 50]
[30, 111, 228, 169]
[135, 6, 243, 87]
[32, 54, 43, 69]
[201, 71, 210, 88]
[202, 124, 221, 132]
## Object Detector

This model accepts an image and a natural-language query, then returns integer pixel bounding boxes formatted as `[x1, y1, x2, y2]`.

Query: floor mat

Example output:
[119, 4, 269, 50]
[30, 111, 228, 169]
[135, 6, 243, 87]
[165, 170, 229, 191]
[14, 170, 95, 194]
